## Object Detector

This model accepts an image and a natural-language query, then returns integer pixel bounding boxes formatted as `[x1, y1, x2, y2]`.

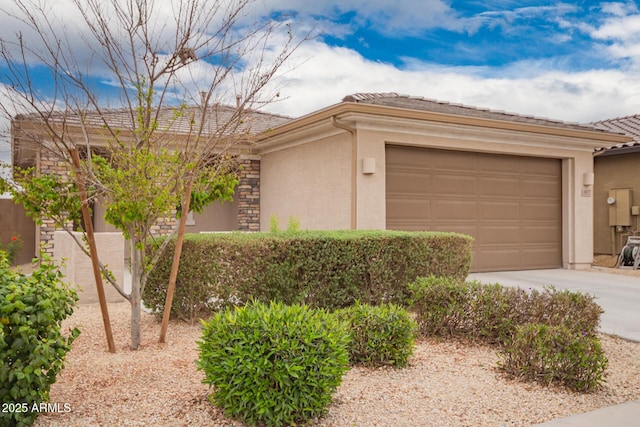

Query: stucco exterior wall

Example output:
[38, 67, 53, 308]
[593, 152, 640, 255]
[53, 231, 125, 303]
[186, 198, 239, 232]
[260, 132, 352, 231]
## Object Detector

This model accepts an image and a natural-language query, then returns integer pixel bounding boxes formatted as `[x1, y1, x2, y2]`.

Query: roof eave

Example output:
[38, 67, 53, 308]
[256, 102, 632, 146]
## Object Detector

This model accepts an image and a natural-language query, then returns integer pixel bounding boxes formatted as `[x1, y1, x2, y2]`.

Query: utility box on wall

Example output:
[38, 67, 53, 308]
[608, 189, 632, 226]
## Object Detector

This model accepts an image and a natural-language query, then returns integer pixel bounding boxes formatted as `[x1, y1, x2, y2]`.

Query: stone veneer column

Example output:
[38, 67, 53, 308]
[236, 155, 261, 231]
[38, 148, 74, 256]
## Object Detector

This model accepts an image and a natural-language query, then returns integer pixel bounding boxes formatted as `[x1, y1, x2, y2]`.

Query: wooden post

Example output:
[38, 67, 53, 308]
[159, 176, 194, 343]
[70, 149, 116, 353]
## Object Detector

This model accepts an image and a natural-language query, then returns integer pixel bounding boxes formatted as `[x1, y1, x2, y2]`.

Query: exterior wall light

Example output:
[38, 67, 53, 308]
[362, 158, 376, 174]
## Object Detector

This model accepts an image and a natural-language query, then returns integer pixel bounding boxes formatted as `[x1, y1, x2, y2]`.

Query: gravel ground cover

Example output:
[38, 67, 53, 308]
[32, 285, 640, 427]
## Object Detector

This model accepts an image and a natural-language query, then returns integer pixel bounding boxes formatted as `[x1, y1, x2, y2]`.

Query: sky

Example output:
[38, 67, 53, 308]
[2, 0, 640, 168]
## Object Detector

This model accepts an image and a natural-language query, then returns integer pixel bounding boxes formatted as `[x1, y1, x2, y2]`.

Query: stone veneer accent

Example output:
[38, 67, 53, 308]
[236, 155, 261, 231]
[38, 148, 73, 256]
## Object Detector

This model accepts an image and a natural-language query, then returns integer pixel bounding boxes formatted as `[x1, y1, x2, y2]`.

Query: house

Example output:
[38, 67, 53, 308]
[11, 93, 630, 272]
[11, 104, 291, 255]
[255, 93, 629, 272]
[591, 116, 640, 255]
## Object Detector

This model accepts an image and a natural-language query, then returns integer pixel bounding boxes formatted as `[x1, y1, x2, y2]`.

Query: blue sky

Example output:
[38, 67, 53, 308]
[2, 0, 640, 166]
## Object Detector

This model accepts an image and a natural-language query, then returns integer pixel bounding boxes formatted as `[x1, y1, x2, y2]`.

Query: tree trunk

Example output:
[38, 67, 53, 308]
[129, 243, 143, 350]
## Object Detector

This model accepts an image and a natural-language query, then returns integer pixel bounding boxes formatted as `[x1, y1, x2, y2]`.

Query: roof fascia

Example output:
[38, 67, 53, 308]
[256, 102, 632, 148]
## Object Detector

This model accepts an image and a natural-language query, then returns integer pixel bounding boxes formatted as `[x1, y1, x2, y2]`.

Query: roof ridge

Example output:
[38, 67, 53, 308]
[342, 92, 400, 102]
[593, 114, 640, 125]
[342, 92, 599, 131]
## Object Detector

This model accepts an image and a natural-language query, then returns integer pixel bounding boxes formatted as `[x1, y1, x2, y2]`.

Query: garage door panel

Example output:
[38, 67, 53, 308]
[386, 170, 430, 194]
[476, 249, 522, 271]
[520, 248, 562, 268]
[432, 200, 478, 220]
[386, 199, 429, 220]
[521, 180, 561, 198]
[479, 177, 520, 196]
[388, 220, 431, 230]
[520, 158, 561, 176]
[388, 177, 430, 195]
[431, 150, 477, 170]
[480, 201, 520, 220]
[433, 174, 477, 195]
[478, 157, 521, 174]
[386, 145, 562, 272]
[521, 202, 560, 221]
[430, 225, 478, 237]
[521, 225, 561, 244]
[386, 148, 424, 167]
[479, 226, 520, 244]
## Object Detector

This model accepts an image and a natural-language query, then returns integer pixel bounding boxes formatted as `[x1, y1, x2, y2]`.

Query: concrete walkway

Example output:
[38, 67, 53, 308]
[531, 399, 640, 426]
[468, 268, 640, 426]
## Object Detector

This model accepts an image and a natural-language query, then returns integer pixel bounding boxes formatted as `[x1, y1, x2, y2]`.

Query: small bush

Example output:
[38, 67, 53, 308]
[498, 323, 608, 392]
[336, 302, 416, 368]
[196, 300, 350, 427]
[409, 276, 603, 345]
[523, 286, 603, 337]
[0, 252, 80, 427]
[409, 275, 472, 338]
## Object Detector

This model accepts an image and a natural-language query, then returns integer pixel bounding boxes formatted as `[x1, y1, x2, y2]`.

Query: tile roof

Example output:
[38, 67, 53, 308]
[15, 104, 292, 137]
[592, 115, 640, 154]
[342, 92, 611, 133]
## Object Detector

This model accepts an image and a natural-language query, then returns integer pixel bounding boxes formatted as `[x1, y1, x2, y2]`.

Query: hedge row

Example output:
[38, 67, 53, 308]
[144, 230, 472, 322]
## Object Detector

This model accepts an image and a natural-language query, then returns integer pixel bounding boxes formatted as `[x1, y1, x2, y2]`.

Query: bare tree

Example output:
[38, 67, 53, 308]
[0, 0, 309, 350]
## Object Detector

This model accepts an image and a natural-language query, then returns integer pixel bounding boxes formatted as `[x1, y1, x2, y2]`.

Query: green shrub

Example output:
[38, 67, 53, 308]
[409, 275, 472, 338]
[523, 286, 603, 337]
[0, 252, 80, 427]
[498, 323, 608, 392]
[144, 230, 472, 321]
[336, 302, 416, 368]
[196, 300, 350, 427]
[409, 276, 603, 345]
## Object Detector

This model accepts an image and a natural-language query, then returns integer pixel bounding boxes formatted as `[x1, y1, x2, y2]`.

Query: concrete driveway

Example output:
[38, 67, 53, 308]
[467, 269, 640, 342]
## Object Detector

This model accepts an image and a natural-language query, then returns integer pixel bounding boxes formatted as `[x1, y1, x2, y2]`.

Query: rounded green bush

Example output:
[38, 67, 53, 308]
[336, 302, 416, 368]
[196, 300, 350, 427]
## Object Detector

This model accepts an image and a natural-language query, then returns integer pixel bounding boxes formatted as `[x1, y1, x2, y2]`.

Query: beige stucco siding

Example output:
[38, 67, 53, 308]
[260, 133, 352, 231]
[187, 199, 239, 232]
[594, 152, 640, 255]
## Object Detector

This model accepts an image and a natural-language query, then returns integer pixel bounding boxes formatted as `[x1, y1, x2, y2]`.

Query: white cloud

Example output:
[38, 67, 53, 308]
[2, 0, 640, 149]
[261, 0, 465, 35]
[591, 14, 640, 41]
[576, 2, 640, 66]
[261, 40, 640, 123]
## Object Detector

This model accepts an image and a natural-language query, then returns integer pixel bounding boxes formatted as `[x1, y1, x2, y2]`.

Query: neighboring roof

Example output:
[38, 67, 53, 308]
[592, 115, 640, 155]
[343, 92, 615, 134]
[14, 104, 292, 137]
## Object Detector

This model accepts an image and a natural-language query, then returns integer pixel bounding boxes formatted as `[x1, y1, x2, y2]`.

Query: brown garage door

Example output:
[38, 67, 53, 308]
[386, 145, 562, 272]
